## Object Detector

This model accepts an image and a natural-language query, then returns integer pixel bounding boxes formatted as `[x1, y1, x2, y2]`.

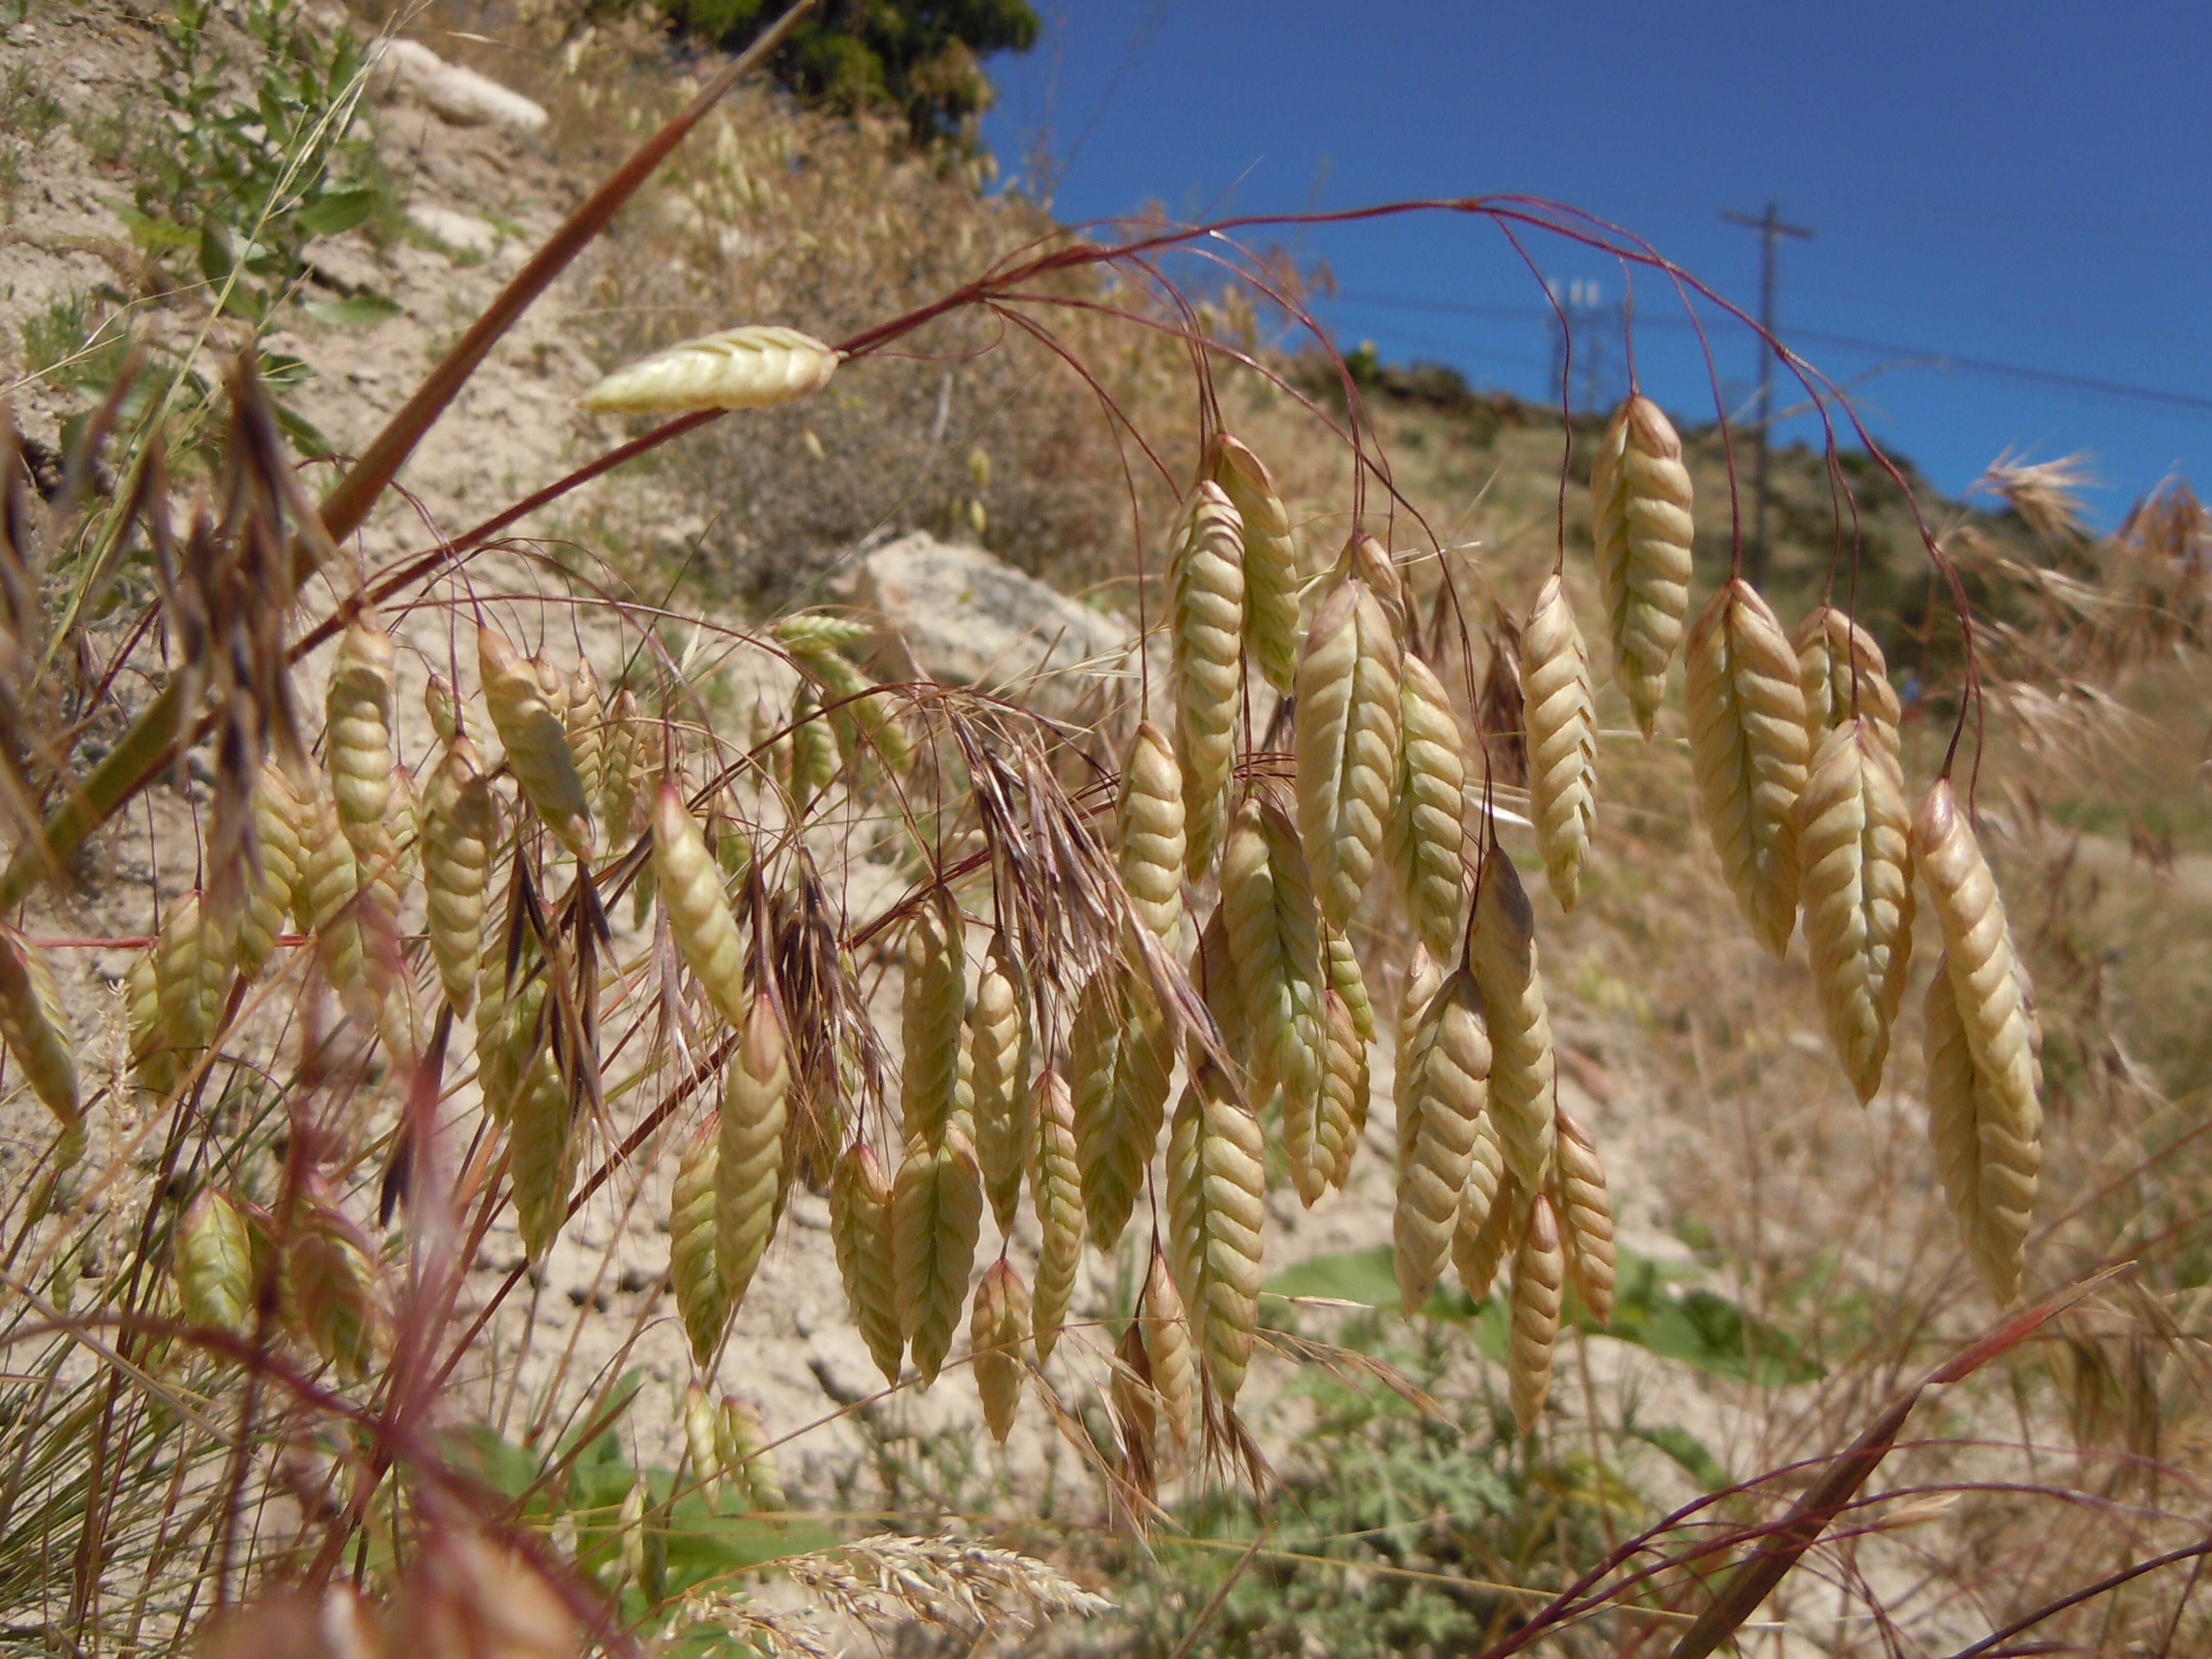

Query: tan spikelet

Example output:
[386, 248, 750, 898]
[1386, 653, 1469, 956]
[177, 1187, 257, 1337]
[718, 1395, 785, 1514]
[1220, 798, 1327, 1199]
[1550, 1111, 1616, 1326]
[600, 687, 646, 839]
[1924, 956, 2038, 1304]
[1326, 924, 1374, 1042]
[1393, 968, 1491, 1312]
[424, 672, 459, 746]
[1165, 1057, 1266, 1403]
[477, 628, 594, 859]
[1592, 396, 1694, 736]
[1074, 960, 1175, 1253]
[1169, 481, 1246, 878]
[1507, 1193, 1565, 1433]
[0, 928, 77, 1130]
[900, 892, 966, 1148]
[155, 890, 236, 1067]
[1295, 570, 1402, 927]
[971, 1258, 1030, 1443]
[1452, 1119, 1509, 1302]
[327, 616, 396, 865]
[579, 324, 839, 415]
[788, 683, 838, 800]
[373, 762, 418, 914]
[301, 792, 381, 1019]
[1686, 579, 1812, 955]
[1318, 986, 1366, 1192]
[1140, 1245, 1199, 1455]
[653, 785, 747, 1025]
[1111, 1317, 1158, 1502]
[1116, 720, 1186, 941]
[670, 1121, 729, 1364]
[1797, 720, 1916, 1101]
[892, 1113, 984, 1386]
[237, 760, 307, 978]
[126, 948, 172, 1100]
[1195, 904, 1247, 1065]
[1470, 849, 1556, 1190]
[565, 660, 603, 813]
[286, 1194, 386, 1380]
[509, 1049, 577, 1264]
[1211, 433, 1300, 693]
[685, 1383, 724, 1510]
[1006, 1070, 1079, 1370]
[718, 994, 789, 1312]
[831, 1141, 904, 1384]
[1795, 605, 1901, 759]
[1520, 573, 1598, 908]
[421, 737, 497, 1014]
[971, 933, 1029, 1233]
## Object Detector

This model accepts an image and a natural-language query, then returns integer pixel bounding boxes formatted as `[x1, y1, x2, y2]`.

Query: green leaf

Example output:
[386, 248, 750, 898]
[1263, 1245, 1472, 1321]
[198, 218, 235, 286]
[1629, 1423, 1729, 1493]
[301, 292, 401, 328]
[268, 395, 329, 458]
[297, 185, 377, 240]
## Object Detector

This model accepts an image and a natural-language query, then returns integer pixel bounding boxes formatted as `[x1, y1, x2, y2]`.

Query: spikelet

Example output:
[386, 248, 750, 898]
[600, 688, 646, 839]
[1220, 798, 1327, 1198]
[1116, 720, 1186, 942]
[670, 1121, 729, 1364]
[718, 994, 789, 1312]
[1295, 566, 1402, 928]
[424, 672, 459, 745]
[718, 1395, 785, 1514]
[1470, 849, 1557, 1190]
[1387, 653, 1469, 956]
[421, 737, 497, 1014]
[1916, 781, 2040, 1302]
[1797, 720, 1916, 1101]
[1549, 1111, 1615, 1326]
[286, 1193, 385, 1380]
[474, 925, 542, 1124]
[1591, 396, 1694, 737]
[653, 785, 747, 1025]
[685, 1384, 723, 1511]
[376, 759, 419, 918]
[831, 1141, 904, 1385]
[1924, 956, 2038, 1304]
[155, 890, 236, 1070]
[126, 949, 173, 1099]
[1325, 924, 1374, 1043]
[971, 1258, 1030, 1443]
[1685, 579, 1811, 956]
[237, 761, 307, 979]
[327, 617, 396, 865]
[1139, 1245, 1199, 1455]
[787, 684, 838, 800]
[1165, 1057, 1266, 1403]
[176, 1187, 257, 1337]
[1392, 967, 1491, 1313]
[1195, 904, 1246, 1063]
[1070, 961, 1173, 1252]
[1795, 605, 1901, 760]
[0, 928, 76, 1130]
[1027, 1068, 1084, 1365]
[564, 660, 603, 817]
[301, 792, 379, 1020]
[1507, 1193, 1565, 1433]
[900, 893, 966, 1148]
[477, 629, 595, 860]
[773, 613, 913, 777]
[1211, 434, 1300, 693]
[1169, 482, 1246, 879]
[1110, 1318, 1159, 1499]
[1318, 987, 1366, 1192]
[579, 325, 840, 415]
[971, 933, 1029, 1233]
[509, 1049, 577, 1264]
[1452, 1119, 1511, 1302]
[891, 1113, 984, 1385]
[1520, 573, 1598, 909]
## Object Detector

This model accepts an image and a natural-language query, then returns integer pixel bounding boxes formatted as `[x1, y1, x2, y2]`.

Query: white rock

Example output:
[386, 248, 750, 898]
[407, 202, 500, 256]
[368, 37, 547, 134]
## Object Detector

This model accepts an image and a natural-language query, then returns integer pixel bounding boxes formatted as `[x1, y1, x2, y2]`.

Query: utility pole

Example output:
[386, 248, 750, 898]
[1721, 201, 1813, 584]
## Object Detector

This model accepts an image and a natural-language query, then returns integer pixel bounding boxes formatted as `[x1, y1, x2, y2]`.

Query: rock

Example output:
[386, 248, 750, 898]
[853, 531, 1148, 728]
[368, 38, 548, 134]
[408, 202, 501, 257]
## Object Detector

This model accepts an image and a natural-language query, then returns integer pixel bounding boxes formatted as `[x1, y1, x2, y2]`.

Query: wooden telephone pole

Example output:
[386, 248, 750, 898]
[1722, 201, 1813, 584]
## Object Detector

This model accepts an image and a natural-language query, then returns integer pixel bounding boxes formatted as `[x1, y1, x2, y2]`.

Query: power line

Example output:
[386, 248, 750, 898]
[1724, 202, 1814, 582]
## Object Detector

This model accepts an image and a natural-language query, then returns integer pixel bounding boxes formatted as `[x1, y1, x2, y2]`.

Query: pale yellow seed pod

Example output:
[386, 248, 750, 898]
[1393, 968, 1491, 1313]
[1592, 396, 1694, 737]
[375, 761, 418, 915]
[565, 660, 603, 816]
[1452, 1117, 1509, 1302]
[600, 688, 646, 840]
[1318, 986, 1367, 1192]
[1520, 573, 1598, 910]
[971, 1258, 1030, 1443]
[1170, 482, 1246, 880]
[424, 672, 459, 746]
[670, 1121, 729, 1365]
[653, 785, 747, 1026]
[1470, 849, 1557, 1191]
[831, 1141, 904, 1385]
[1925, 954, 2039, 1304]
[176, 1187, 256, 1337]
[1393, 944, 1442, 1125]
[1195, 904, 1247, 1065]
[327, 617, 396, 865]
[237, 761, 308, 979]
[127, 948, 174, 1100]
[1326, 923, 1374, 1043]
[1211, 433, 1300, 693]
[579, 324, 840, 415]
[156, 890, 236, 1067]
[1070, 961, 1173, 1252]
[774, 614, 913, 776]
[1220, 798, 1326, 1196]
[1140, 1245, 1199, 1455]
[422, 737, 498, 1015]
[685, 1382, 723, 1511]
[1165, 1057, 1266, 1403]
[0, 928, 77, 1129]
[788, 683, 838, 801]
[1797, 720, 1916, 1102]
[302, 793, 375, 1018]
[1295, 573, 1403, 928]
[1550, 1110, 1616, 1327]
[970, 934, 1029, 1235]
[891, 1114, 984, 1386]
[1116, 720, 1187, 942]
[509, 1049, 577, 1264]
[286, 1194, 386, 1381]
[477, 629, 595, 860]
[1387, 653, 1469, 957]
[1027, 1068, 1084, 1365]
[1507, 1193, 1565, 1434]
[900, 892, 966, 1150]
[1795, 604, 1901, 761]
[717, 994, 789, 1312]
[1685, 578, 1811, 956]
[719, 1395, 785, 1514]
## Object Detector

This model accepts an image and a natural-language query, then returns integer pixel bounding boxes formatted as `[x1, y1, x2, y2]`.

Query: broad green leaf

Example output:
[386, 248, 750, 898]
[1629, 1423, 1729, 1492]
[302, 292, 402, 328]
[297, 185, 377, 240]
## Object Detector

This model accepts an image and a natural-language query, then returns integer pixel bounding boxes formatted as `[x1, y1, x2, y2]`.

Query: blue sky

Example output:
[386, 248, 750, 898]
[979, 1, 2212, 524]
